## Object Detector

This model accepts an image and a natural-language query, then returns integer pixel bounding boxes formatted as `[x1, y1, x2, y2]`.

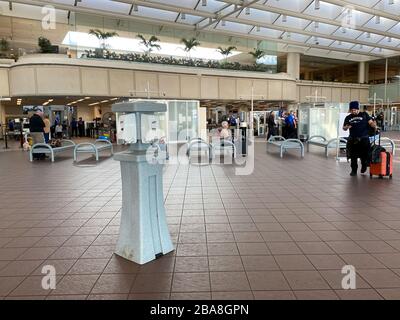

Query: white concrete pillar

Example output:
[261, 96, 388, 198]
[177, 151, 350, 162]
[358, 61, 366, 84]
[287, 52, 301, 80]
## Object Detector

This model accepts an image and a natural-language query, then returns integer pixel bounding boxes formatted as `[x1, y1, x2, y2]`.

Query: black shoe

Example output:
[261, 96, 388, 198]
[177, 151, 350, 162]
[361, 166, 367, 174]
[350, 171, 357, 176]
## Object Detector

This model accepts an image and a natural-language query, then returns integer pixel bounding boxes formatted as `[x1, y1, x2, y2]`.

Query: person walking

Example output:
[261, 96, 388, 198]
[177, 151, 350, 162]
[343, 101, 377, 176]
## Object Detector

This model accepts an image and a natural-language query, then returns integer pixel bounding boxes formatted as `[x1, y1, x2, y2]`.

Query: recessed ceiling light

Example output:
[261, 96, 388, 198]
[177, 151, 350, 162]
[315, 0, 320, 10]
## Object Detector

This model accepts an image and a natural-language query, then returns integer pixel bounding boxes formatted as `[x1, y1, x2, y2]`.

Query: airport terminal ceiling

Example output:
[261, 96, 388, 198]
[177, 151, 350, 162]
[1, 0, 400, 63]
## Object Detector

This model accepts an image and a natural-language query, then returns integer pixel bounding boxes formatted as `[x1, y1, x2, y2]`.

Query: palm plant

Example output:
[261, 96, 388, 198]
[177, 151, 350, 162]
[181, 37, 200, 58]
[217, 46, 236, 62]
[38, 37, 53, 53]
[137, 34, 161, 55]
[248, 48, 265, 63]
[89, 29, 119, 49]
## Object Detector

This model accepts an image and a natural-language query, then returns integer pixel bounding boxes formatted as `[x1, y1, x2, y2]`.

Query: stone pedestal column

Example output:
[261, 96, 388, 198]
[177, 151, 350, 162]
[112, 100, 173, 265]
[114, 150, 173, 264]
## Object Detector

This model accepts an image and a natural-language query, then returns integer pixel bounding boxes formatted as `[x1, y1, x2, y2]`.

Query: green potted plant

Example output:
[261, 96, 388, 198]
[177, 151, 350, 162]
[248, 48, 265, 64]
[217, 46, 236, 63]
[181, 37, 200, 59]
[0, 38, 9, 58]
[38, 36, 57, 53]
[89, 29, 119, 55]
[137, 34, 161, 56]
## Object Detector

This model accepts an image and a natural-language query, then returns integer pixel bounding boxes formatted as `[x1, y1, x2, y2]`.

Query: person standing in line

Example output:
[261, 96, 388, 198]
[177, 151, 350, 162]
[285, 110, 296, 139]
[267, 111, 277, 140]
[220, 121, 231, 140]
[78, 117, 85, 137]
[29, 110, 45, 159]
[43, 115, 51, 143]
[55, 123, 63, 139]
[343, 101, 377, 177]
[71, 117, 78, 138]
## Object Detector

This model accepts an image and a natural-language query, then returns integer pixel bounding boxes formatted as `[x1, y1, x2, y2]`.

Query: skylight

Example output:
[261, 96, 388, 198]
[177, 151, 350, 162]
[62, 31, 241, 61]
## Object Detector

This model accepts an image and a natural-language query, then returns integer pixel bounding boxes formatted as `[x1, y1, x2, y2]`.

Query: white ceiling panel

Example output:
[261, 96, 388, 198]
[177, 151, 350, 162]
[330, 40, 356, 50]
[363, 16, 398, 32]
[264, 0, 313, 12]
[306, 36, 334, 47]
[79, 0, 131, 14]
[273, 15, 310, 30]
[331, 27, 363, 40]
[304, 22, 338, 35]
[303, 1, 343, 20]
[237, 8, 279, 24]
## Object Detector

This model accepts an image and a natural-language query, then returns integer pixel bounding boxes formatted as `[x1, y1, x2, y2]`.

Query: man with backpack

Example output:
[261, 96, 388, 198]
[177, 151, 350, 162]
[343, 101, 377, 176]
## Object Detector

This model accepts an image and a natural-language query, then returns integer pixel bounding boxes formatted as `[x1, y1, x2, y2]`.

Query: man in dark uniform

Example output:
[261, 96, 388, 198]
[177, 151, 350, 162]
[343, 101, 377, 176]
[29, 110, 46, 159]
[78, 117, 85, 137]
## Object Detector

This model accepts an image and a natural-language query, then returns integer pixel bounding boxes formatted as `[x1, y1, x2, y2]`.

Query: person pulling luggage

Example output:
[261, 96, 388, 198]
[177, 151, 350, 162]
[343, 101, 377, 176]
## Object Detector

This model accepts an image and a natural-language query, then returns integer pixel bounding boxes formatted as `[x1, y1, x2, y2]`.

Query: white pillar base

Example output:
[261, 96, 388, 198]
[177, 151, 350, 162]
[114, 151, 174, 265]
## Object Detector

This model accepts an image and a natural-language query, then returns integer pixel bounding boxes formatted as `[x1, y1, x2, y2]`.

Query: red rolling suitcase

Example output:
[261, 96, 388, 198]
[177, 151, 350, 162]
[370, 132, 393, 179]
[370, 151, 393, 179]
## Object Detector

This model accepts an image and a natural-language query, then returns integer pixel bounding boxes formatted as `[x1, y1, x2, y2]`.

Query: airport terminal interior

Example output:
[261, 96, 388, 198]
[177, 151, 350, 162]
[0, 0, 400, 301]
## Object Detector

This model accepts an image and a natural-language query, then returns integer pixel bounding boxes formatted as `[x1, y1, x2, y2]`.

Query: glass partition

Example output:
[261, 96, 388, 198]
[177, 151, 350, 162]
[116, 100, 200, 145]
[298, 103, 348, 140]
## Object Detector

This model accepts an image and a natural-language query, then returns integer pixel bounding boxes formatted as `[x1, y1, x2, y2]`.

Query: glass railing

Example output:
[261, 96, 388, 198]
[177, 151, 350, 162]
[370, 81, 400, 102]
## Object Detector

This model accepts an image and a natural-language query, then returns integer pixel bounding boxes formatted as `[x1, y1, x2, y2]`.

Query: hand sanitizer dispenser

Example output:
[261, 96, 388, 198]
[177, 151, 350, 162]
[112, 100, 174, 264]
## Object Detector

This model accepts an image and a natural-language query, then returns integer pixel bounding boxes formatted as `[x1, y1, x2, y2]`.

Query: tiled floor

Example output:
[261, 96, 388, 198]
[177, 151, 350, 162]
[0, 134, 400, 300]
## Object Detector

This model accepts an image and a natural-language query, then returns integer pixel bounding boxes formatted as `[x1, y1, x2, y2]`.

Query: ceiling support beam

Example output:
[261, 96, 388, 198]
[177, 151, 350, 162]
[218, 0, 400, 41]
[9, 0, 385, 58]
[323, 0, 400, 22]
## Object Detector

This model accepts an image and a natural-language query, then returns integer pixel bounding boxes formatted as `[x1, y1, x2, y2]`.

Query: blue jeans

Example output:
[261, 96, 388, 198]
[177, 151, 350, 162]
[44, 133, 50, 143]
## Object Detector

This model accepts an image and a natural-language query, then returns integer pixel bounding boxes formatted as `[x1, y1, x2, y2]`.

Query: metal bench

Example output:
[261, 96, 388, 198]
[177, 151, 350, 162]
[211, 139, 236, 160]
[307, 135, 348, 157]
[370, 136, 396, 156]
[74, 139, 113, 162]
[187, 138, 212, 163]
[30, 140, 76, 162]
[267, 136, 304, 158]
